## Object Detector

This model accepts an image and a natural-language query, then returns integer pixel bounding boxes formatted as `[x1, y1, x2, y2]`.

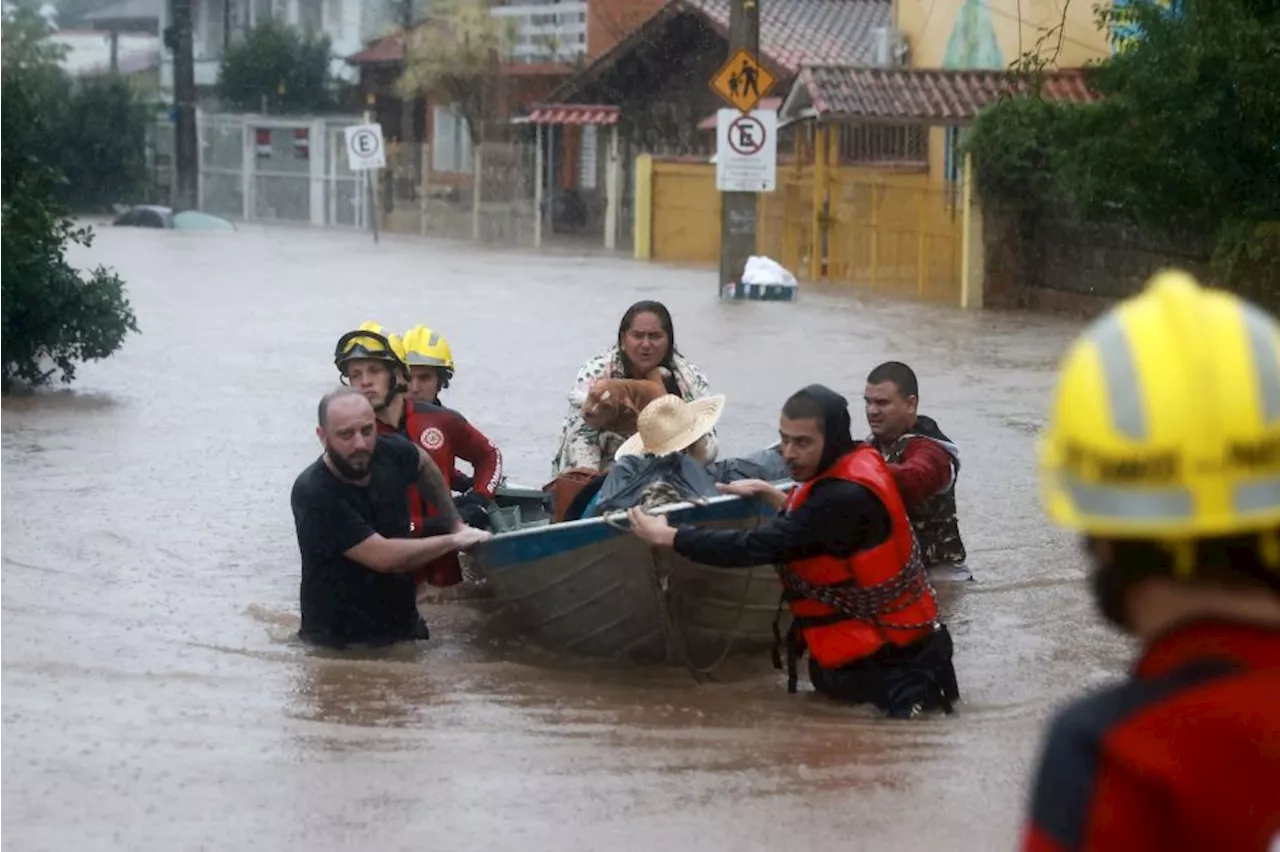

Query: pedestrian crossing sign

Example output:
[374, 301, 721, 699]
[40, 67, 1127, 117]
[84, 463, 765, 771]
[710, 49, 777, 113]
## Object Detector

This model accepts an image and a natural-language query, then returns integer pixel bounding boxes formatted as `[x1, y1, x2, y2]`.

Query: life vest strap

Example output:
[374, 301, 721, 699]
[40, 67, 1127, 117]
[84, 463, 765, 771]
[782, 535, 940, 631]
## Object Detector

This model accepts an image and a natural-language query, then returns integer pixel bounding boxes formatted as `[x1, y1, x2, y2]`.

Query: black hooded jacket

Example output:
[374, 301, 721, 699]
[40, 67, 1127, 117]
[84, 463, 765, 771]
[672, 385, 891, 568]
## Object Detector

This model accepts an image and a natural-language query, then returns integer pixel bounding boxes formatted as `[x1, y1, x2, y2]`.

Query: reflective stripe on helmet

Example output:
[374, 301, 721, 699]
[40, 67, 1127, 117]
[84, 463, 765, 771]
[1090, 311, 1148, 440]
[1243, 303, 1280, 423]
[1066, 475, 1192, 521]
[1236, 477, 1280, 514]
[1066, 476, 1280, 523]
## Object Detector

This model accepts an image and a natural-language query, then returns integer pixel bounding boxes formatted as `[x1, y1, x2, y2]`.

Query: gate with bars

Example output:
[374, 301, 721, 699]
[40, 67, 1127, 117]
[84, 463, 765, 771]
[162, 112, 369, 228]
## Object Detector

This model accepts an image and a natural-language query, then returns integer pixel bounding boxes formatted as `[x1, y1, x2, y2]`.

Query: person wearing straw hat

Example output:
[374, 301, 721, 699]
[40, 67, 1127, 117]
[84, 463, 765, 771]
[616, 393, 725, 461]
[1020, 270, 1280, 851]
[628, 384, 959, 718]
[583, 394, 726, 517]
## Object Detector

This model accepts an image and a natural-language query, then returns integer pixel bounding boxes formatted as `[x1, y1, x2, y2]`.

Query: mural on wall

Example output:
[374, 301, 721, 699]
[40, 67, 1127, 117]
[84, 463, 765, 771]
[1110, 0, 1181, 54]
[942, 0, 1005, 70]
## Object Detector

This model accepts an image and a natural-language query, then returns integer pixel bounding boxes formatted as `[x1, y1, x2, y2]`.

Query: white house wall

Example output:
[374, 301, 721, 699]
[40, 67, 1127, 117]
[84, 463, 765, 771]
[162, 0, 389, 95]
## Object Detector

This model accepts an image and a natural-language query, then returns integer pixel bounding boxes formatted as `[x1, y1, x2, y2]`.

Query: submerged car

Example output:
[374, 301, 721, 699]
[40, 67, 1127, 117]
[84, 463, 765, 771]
[112, 205, 236, 231]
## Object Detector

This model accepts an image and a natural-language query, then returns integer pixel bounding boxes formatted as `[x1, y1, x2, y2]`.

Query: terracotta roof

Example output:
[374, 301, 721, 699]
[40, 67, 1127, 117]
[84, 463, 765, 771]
[546, 0, 888, 103]
[696, 96, 783, 130]
[683, 0, 890, 73]
[348, 32, 405, 66]
[526, 104, 621, 125]
[786, 66, 1100, 124]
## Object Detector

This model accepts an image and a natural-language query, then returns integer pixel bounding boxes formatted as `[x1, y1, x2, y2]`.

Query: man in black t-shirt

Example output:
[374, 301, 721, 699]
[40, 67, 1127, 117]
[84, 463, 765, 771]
[291, 388, 491, 647]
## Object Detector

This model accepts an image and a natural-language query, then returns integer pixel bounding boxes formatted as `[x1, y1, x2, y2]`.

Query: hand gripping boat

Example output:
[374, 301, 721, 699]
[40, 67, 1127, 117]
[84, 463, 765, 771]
[471, 488, 793, 671]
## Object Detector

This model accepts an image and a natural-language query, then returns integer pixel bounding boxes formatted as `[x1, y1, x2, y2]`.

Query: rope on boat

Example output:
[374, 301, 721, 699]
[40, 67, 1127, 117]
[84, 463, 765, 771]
[602, 495, 765, 683]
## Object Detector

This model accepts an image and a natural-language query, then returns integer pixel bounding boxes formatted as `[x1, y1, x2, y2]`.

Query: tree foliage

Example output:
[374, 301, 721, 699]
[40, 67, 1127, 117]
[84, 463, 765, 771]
[1, 7, 152, 209]
[964, 0, 1280, 300]
[969, 0, 1280, 229]
[398, 0, 514, 146]
[218, 19, 335, 113]
[1, 7, 140, 390]
[61, 78, 154, 206]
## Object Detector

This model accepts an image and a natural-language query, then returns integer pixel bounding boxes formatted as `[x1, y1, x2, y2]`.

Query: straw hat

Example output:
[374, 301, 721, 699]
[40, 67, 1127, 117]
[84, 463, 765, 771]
[615, 394, 726, 458]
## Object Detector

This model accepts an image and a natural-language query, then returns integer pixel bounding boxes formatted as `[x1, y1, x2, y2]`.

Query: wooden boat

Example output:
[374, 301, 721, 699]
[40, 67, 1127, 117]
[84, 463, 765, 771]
[469, 489, 792, 667]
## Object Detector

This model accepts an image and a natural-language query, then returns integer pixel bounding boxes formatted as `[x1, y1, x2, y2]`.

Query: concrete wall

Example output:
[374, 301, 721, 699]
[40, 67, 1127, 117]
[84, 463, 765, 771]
[982, 205, 1212, 314]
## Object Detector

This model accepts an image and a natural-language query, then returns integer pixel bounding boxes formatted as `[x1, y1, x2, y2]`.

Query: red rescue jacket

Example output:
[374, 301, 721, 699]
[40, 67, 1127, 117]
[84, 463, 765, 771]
[376, 399, 503, 533]
[377, 398, 503, 587]
[1021, 619, 1280, 852]
[783, 445, 939, 670]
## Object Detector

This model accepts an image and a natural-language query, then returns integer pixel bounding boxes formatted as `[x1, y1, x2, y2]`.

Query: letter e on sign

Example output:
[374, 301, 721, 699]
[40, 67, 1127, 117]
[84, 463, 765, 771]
[344, 123, 386, 171]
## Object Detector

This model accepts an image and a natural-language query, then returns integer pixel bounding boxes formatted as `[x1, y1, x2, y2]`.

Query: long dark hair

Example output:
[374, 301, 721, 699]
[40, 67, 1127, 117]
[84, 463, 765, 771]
[617, 300, 679, 380]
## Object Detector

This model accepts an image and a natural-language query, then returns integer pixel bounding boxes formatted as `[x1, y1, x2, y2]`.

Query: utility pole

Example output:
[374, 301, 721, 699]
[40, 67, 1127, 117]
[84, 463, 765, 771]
[399, 0, 418, 186]
[717, 0, 760, 294]
[171, 0, 199, 210]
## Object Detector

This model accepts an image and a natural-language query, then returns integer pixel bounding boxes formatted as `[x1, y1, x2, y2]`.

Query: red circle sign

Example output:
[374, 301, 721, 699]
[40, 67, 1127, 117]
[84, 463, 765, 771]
[727, 116, 767, 155]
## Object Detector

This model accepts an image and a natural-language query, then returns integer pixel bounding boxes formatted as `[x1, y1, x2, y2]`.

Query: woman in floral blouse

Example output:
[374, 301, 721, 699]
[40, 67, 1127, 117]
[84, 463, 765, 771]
[551, 300, 716, 476]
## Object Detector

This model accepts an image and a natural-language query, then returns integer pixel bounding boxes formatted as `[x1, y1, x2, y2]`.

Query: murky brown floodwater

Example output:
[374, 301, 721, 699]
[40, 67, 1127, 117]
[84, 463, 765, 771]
[3, 222, 1133, 851]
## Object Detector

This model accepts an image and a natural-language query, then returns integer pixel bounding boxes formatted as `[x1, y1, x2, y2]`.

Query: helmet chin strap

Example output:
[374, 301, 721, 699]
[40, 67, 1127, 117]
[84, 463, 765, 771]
[374, 377, 409, 413]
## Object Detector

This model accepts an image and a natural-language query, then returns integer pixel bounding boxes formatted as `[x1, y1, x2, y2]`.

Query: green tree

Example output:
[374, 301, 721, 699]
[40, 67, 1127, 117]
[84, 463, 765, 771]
[968, 0, 1280, 234]
[964, 0, 1280, 302]
[218, 20, 335, 113]
[1, 7, 150, 209]
[61, 77, 152, 207]
[398, 0, 514, 239]
[1071, 0, 1280, 236]
[2, 8, 140, 390]
[398, 0, 512, 149]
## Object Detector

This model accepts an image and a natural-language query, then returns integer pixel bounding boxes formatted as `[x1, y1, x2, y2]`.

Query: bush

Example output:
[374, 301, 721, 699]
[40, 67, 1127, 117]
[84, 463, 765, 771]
[1211, 221, 1280, 312]
[965, 0, 1280, 238]
[59, 77, 152, 208]
[218, 20, 335, 113]
[1, 13, 140, 391]
[1, 8, 151, 210]
[962, 94, 1078, 215]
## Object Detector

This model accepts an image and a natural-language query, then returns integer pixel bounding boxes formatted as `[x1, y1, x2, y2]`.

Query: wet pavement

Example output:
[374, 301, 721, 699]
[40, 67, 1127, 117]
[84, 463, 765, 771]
[2, 222, 1132, 851]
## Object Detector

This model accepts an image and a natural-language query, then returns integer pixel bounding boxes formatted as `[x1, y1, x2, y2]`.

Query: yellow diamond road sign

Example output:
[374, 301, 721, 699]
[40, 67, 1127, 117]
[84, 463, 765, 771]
[710, 49, 777, 113]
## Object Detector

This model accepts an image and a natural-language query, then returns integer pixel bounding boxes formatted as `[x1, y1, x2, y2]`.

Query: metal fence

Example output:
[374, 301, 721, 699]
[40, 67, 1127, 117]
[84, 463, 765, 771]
[381, 138, 634, 251]
[155, 111, 369, 227]
[381, 140, 538, 244]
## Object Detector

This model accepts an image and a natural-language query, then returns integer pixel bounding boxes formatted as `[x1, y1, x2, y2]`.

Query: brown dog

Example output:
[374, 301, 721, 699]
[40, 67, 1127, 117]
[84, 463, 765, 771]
[580, 369, 668, 435]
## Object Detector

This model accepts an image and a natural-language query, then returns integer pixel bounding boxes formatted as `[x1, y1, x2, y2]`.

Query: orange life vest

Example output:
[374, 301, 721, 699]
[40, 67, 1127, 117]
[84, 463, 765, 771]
[781, 445, 939, 676]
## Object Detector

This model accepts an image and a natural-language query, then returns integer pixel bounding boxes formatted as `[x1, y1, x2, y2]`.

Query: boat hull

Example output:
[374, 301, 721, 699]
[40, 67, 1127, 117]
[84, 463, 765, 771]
[470, 494, 788, 664]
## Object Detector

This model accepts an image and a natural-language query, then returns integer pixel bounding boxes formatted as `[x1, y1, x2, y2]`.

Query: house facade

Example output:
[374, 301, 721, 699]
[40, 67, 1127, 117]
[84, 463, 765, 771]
[157, 0, 399, 99]
[346, 0, 663, 190]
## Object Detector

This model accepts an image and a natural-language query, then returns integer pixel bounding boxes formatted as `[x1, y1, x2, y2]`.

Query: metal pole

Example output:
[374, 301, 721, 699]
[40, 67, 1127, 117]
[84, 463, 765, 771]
[172, 0, 199, 211]
[717, 0, 760, 294]
[399, 0, 418, 186]
[534, 122, 544, 248]
[367, 171, 380, 244]
[364, 108, 380, 244]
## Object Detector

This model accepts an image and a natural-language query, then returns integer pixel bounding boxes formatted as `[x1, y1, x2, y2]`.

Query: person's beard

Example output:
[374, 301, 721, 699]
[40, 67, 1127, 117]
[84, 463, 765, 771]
[327, 442, 372, 480]
[1090, 557, 1134, 632]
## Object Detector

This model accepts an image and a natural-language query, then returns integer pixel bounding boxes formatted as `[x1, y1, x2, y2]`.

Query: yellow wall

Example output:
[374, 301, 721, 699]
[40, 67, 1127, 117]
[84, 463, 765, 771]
[650, 160, 721, 265]
[642, 157, 969, 305]
[894, 0, 1113, 70]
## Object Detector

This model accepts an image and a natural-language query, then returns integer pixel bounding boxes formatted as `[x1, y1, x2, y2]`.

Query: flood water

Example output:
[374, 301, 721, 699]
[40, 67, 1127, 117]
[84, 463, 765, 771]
[2, 222, 1133, 851]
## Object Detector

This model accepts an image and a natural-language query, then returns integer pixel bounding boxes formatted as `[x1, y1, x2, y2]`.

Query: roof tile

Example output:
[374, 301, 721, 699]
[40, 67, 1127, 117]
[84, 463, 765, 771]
[797, 66, 1100, 123]
[686, 0, 890, 73]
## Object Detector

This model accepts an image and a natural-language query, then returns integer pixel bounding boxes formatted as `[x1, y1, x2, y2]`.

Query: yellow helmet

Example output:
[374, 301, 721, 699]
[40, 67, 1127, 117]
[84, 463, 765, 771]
[1038, 269, 1280, 541]
[401, 325, 456, 378]
[333, 321, 408, 376]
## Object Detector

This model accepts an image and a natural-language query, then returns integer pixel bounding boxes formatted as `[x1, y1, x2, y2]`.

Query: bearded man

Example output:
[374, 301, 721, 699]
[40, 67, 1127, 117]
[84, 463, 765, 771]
[290, 387, 490, 648]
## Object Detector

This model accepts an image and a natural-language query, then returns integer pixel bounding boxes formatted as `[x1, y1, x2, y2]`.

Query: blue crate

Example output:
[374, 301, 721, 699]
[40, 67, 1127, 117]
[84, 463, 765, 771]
[720, 281, 798, 301]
